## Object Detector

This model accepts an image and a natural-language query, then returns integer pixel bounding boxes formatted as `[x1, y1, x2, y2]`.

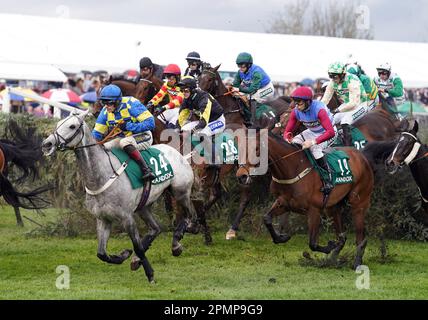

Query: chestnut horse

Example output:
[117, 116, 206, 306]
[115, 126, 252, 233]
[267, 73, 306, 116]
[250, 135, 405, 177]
[237, 130, 374, 269]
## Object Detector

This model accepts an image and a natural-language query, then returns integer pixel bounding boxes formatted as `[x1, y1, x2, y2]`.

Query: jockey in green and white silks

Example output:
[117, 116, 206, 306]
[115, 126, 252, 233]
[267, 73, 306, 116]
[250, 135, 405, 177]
[347, 63, 379, 111]
[322, 61, 368, 146]
[374, 62, 405, 119]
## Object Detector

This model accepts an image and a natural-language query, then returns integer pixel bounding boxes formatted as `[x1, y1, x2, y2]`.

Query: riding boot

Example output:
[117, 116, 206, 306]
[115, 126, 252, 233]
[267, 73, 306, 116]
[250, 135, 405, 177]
[341, 124, 353, 147]
[123, 145, 156, 182]
[206, 136, 222, 172]
[316, 156, 334, 194]
[242, 105, 253, 127]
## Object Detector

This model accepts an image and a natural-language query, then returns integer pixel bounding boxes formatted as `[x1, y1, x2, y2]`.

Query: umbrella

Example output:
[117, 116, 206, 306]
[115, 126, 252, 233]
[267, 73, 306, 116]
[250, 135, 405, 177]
[124, 69, 138, 78]
[42, 88, 81, 103]
[300, 78, 315, 86]
[0, 87, 37, 101]
[80, 91, 97, 103]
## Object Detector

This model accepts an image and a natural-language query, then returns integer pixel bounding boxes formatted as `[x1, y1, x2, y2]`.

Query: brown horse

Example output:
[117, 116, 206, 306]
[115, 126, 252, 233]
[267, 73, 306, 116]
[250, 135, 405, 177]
[196, 64, 294, 239]
[0, 120, 52, 226]
[199, 64, 291, 128]
[236, 130, 374, 268]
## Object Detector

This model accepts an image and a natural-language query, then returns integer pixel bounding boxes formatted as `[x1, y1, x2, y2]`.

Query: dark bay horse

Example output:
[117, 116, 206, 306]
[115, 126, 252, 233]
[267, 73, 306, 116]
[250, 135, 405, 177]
[197, 64, 293, 239]
[0, 119, 52, 226]
[237, 130, 374, 268]
[199, 64, 291, 129]
[385, 120, 428, 224]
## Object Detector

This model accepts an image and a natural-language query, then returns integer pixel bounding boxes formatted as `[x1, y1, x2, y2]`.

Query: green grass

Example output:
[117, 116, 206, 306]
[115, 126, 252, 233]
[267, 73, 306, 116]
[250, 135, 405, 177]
[0, 207, 427, 300]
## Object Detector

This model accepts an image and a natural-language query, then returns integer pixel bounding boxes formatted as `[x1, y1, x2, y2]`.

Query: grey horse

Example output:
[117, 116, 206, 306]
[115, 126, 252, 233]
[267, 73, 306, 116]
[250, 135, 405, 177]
[42, 110, 198, 283]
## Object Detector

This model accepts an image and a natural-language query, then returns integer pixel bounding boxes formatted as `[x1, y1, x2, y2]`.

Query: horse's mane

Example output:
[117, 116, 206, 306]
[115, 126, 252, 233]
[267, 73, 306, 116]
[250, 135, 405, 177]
[268, 131, 300, 150]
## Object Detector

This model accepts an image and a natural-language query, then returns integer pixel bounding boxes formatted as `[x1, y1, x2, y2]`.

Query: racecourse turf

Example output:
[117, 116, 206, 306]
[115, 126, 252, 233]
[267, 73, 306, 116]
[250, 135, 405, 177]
[0, 207, 427, 300]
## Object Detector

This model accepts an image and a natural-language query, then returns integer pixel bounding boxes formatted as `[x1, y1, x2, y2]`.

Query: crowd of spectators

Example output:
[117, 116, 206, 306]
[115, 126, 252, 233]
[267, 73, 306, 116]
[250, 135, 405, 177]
[1, 68, 427, 119]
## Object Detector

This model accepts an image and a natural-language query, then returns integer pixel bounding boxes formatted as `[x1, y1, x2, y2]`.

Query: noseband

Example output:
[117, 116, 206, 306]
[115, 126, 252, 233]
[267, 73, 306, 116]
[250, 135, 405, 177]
[53, 115, 85, 151]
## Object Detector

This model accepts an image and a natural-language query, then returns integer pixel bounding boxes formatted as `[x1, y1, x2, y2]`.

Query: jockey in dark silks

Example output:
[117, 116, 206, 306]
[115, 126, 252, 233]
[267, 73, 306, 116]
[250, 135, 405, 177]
[92, 84, 156, 181]
[183, 51, 203, 80]
[284, 86, 337, 194]
[177, 76, 225, 169]
[138, 57, 164, 80]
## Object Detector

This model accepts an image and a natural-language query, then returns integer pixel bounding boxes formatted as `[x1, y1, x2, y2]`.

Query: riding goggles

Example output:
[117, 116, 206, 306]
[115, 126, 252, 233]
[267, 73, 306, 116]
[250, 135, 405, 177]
[328, 73, 342, 79]
[99, 99, 119, 107]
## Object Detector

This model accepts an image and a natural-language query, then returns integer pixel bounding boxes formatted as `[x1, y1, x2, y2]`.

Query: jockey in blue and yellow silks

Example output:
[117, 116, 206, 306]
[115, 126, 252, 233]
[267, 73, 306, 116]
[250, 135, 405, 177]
[92, 84, 156, 181]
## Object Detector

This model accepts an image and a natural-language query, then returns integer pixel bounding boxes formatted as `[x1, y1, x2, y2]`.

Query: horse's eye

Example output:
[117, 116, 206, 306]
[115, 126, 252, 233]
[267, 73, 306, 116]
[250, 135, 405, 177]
[70, 125, 76, 130]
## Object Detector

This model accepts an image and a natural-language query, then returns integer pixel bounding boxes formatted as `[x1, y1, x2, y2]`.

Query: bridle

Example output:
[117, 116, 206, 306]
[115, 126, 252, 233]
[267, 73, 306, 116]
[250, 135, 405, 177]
[53, 115, 85, 151]
[391, 131, 427, 166]
[52, 115, 122, 151]
[201, 69, 241, 115]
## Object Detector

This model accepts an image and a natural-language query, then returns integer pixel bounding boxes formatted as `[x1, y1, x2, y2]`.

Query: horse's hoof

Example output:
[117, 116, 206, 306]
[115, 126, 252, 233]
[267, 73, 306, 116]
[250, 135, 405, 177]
[273, 234, 291, 244]
[172, 244, 183, 257]
[225, 229, 236, 240]
[186, 222, 200, 234]
[121, 249, 133, 260]
[204, 234, 213, 245]
[130, 255, 141, 271]
[302, 251, 312, 260]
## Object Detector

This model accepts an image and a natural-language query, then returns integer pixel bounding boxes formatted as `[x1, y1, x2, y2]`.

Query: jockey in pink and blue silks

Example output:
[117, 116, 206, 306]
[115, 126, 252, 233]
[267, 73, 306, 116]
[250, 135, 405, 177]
[284, 86, 337, 194]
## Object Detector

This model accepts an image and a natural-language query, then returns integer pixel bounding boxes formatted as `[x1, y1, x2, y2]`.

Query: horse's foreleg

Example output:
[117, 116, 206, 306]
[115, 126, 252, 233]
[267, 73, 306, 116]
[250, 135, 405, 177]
[179, 192, 212, 245]
[352, 206, 368, 269]
[226, 185, 251, 240]
[138, 206, 161, 252]
[124, 215, 155, 283]
[14, 206, 24, 227]
[328, 206, 347, 261]
[263, 199, 291, 244]
[203, 181, 222, 213]
[96, 218, 132, 264]
[307, 208, 336, 254]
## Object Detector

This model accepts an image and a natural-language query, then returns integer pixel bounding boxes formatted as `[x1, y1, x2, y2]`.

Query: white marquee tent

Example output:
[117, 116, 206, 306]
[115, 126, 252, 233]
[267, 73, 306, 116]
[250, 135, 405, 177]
[1, 13, 428, 87]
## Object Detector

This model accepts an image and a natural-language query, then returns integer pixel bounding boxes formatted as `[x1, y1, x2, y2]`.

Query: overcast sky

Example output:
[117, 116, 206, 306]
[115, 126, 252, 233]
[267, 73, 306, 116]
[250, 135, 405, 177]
[1, 0, 427, 42]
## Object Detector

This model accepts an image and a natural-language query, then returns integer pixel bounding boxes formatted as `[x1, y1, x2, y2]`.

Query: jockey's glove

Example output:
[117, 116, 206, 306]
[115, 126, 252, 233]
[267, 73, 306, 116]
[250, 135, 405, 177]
[154, 106, 166, 116]
[194, 118, 207, 130]
[146, 101, 154, 110]
[118, 121, 128, 131]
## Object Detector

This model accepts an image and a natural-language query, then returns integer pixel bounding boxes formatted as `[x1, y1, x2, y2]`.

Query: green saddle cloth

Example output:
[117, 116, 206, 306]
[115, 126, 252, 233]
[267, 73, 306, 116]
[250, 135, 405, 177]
[255, 104, 277, 120]
[305, 149, 354, 186]
[332, 126, 367, 150]
[191, 132, 239, 164]
[111, 147, 174, 189]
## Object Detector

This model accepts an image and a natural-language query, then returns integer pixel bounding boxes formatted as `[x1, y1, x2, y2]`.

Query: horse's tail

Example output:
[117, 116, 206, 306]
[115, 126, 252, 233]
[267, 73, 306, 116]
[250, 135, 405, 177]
[0, 173, 52, 210]
[362, 141, 397, 176]
[1, 119, 44, 183]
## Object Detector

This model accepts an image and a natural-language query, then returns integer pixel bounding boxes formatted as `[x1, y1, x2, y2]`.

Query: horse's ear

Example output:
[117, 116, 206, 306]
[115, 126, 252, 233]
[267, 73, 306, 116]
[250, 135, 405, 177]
[412, 120, 419, 134]
[76, 109, 90, 120]
[214, 64, 221, 71]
